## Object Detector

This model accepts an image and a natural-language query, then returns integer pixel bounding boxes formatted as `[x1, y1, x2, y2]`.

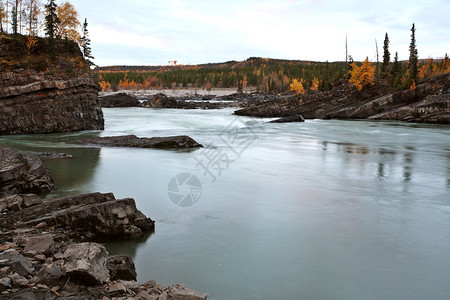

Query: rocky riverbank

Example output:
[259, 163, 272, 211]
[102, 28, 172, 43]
[0, 145, 207, 299]
[235, 72, 450, 124]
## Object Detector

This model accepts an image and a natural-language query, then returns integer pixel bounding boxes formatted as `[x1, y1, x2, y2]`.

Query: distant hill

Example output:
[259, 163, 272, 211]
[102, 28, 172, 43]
[96, 57, 334, 73]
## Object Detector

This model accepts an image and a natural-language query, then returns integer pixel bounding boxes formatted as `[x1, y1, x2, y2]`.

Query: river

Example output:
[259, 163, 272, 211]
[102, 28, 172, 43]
[1, 107, 449, 300]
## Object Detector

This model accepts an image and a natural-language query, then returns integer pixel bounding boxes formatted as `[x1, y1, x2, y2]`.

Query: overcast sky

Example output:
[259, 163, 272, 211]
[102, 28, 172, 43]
[71, 0, 449, 66]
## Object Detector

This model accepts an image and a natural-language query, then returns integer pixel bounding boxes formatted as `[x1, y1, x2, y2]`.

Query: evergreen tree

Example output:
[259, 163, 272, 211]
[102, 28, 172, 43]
[11, 5, 17, 34]
[0, 0, 3, 33]
[382, 33, 390, 77]
[45, 0, 59, 39]
[347, 55, 354, 80]
[81, 18, 94, 66]
[391, 52, 403, 89]
[408, 23, 418, 83]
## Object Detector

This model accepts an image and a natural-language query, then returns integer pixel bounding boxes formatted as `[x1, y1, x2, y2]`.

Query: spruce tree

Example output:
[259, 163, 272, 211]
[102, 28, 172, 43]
[81, 18, 95, 66]
[11, 5, 17, 34]
[45, 0, 59, 39]
[408, 23, 418, 83]
[382, 33, 390, 77]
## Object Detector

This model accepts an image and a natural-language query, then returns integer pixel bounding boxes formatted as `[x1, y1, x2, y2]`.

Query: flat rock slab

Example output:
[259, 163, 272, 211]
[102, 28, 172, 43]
[82, 134, 203, 149]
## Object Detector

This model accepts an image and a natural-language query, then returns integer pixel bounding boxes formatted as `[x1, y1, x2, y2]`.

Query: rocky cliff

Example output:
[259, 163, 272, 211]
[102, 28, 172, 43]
[0, 34, 104, 135]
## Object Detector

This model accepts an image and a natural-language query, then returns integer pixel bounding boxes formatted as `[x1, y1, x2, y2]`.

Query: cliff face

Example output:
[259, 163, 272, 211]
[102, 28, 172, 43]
[0, 34, 104, 135]
[0, 71, 104, 134]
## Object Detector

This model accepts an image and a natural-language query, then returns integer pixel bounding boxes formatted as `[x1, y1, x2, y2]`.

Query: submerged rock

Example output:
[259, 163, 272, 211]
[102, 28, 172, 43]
[0, 145, 54, 197]
[269, 114, 305, 123]
[82, 134, 203, 149]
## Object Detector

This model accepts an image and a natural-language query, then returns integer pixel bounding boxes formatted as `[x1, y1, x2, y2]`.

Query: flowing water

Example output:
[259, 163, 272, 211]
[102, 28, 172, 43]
[1, 108, 449, 300]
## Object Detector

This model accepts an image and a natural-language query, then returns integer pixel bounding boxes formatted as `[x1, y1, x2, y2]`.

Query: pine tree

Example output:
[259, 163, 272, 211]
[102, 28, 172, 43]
[382, 33, 390, 77]
[45, 0, 59, 39]
[81, 18, 94, 66]
[11, 5, 17, 34]
[0, 0, 3, 33]
[408, 23, 418, 83]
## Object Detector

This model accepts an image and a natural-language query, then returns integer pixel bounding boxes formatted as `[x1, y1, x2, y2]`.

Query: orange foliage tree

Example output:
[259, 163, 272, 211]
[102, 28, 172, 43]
[349, 57, 376, 91]
[290, 78, 305, 94]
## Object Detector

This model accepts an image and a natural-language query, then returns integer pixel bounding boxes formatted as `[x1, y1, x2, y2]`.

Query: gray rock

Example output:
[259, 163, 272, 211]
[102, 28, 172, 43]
[135, 290, 156, 300]
[82, 134, 203, 149]
[106, 255, 137, 281]
[108, 281, 127, 294]
[167, 284, 207, 300]
[0, 249, 34, 276]
[0, 146, 54, 197]
[0, 277, 12, 291]
[4, 195, 23, 211]
[62, 242, 110, 285]
[36, 265, 62, 286]
[23, 234, 54, 255]
[21, 195, 43, 208]
[9, 273, 29, 288]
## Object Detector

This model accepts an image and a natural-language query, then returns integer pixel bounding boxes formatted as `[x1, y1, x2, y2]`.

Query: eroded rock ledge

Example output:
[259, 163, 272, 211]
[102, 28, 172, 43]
[0, 71, 104, 135]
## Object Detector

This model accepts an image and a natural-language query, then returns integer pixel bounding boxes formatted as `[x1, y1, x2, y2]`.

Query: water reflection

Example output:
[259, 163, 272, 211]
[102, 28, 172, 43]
[44, 147, 101, 198]
[104, 231, 154, 260]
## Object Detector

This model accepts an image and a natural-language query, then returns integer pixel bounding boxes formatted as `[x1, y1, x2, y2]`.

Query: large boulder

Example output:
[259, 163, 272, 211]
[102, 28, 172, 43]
[82, 134, 203, 149]
[0, 146, 54, 197]
[106, 255, 137, 281]
[99, 92, 140, 108]
[62, 242, 110, 285]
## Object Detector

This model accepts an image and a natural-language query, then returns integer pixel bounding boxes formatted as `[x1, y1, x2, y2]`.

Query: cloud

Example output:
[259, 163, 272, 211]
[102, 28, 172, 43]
[74, 0, 450, 66]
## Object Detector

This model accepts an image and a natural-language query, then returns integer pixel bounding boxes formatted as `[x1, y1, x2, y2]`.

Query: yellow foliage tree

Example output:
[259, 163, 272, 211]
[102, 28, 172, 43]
[349, 57, 376, 91]
[56, 2, 81, 43]
[290, 78, 304, 94]
[310, 77, 319, 91]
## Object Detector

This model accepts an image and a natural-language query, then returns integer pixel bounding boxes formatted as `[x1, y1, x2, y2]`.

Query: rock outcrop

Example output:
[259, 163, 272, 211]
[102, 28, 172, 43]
[99, 92, 140, 107]
[0, 145, 53, 197]
[0, 35, 104, 135]
[0, 192, 154, 240]
[0, 73, 104, 134]
[82, 134, 203, 149]
[235, 72, 450, 124]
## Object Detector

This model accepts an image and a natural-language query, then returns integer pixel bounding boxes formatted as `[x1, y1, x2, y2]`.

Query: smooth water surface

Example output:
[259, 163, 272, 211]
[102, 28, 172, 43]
[1, 107, 449, 300]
